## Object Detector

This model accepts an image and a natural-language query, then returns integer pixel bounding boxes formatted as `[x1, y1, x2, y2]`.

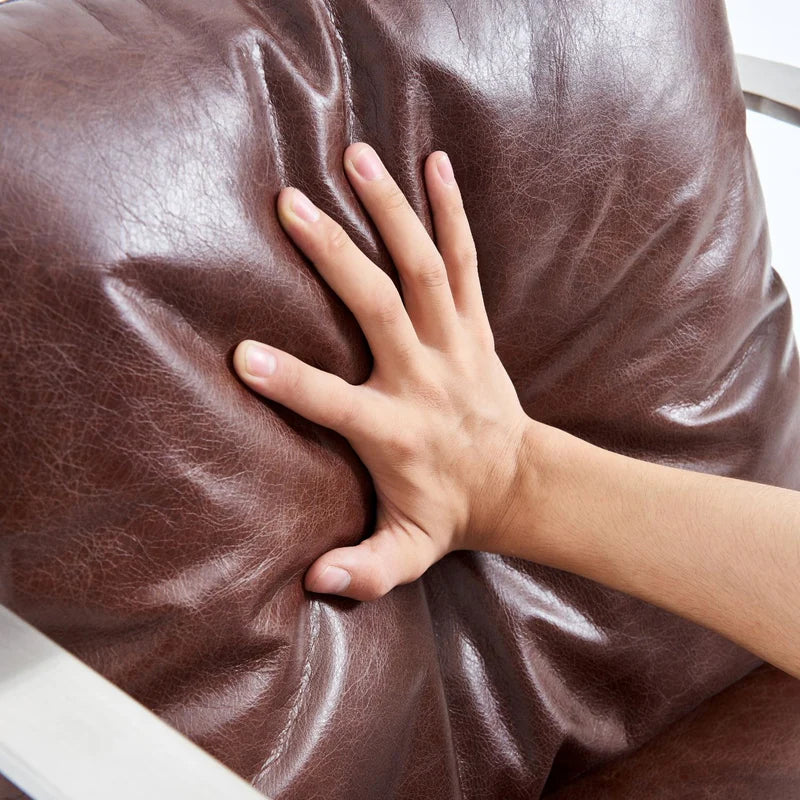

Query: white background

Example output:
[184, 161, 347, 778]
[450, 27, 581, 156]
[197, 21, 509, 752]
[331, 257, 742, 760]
[725, 1, 800, 333]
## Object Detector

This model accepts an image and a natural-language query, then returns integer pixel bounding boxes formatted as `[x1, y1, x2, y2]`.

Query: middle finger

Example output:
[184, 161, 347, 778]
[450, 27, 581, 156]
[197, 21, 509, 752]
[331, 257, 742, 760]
[343, 142, 458, 347]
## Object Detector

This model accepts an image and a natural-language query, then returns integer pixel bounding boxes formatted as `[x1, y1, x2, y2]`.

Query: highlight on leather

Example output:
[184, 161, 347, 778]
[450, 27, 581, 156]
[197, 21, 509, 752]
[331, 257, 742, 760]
[1, 1, 798, 797]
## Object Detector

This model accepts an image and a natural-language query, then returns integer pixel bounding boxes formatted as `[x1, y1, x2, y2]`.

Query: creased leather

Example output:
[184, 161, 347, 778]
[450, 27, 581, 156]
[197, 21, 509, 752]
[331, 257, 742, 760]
[1, 1, 798, 798]
[548, 664, 800, 799]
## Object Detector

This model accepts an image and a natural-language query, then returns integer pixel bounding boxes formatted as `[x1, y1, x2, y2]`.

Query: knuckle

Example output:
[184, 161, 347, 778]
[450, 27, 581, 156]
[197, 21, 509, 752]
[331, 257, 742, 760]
[451, 244, 478, 271]
[364, 571, 393, 601]
[384, 428, 420, 460]
[332, 396, 359, 431]
[326, 221, 351, 253]
[418, 381, 449, 410]
[361, 554, 394, 600]
[361, 579, 388, 602]
[464, 316, 495, 352]
[412, 255, 448, 289]
[380, 184, 410, 214]
[391, 341, 418, 371]
[370, 279, 403, 326]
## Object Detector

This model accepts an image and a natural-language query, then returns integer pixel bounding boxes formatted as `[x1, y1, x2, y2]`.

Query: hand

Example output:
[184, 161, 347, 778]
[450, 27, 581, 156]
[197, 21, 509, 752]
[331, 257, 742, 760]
[233, 142, 534, 601]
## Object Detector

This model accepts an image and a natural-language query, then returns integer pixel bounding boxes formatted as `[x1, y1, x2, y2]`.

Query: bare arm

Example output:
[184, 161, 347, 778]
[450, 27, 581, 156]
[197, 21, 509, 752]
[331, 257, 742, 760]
[232, 142, 800, 679]
[503, 420, 800, 678]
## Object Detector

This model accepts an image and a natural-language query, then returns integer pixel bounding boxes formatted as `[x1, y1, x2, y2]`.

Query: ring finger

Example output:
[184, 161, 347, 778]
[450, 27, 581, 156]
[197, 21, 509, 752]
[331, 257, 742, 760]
[276, 186, 419, 368]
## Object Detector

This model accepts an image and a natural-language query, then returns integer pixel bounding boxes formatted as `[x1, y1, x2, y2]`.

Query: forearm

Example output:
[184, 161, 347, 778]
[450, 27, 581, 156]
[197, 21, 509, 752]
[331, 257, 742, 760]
[495, 419, 800, 678]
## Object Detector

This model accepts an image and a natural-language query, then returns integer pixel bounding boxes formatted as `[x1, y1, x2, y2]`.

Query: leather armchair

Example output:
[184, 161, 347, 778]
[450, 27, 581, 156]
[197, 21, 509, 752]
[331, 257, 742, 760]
[1, 0, 799, 797]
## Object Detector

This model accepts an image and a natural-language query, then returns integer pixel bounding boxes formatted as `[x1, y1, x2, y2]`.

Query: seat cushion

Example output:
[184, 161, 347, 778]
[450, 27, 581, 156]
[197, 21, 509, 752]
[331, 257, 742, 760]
[1, 0, 798, 797]
[547, 664, 800, 798]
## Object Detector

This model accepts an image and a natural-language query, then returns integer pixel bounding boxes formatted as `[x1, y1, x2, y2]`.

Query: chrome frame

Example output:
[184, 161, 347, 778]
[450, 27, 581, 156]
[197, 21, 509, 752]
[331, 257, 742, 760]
[0, 606, 270, 800]
[736, 54, 800, 126]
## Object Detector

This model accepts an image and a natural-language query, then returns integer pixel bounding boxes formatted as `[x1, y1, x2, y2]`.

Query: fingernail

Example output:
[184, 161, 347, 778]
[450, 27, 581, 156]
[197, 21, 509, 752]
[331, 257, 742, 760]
[436, 152, 455, 185]
[313, 565, 351, 594]
[244, 343, 277, 377]
[291, 189, 320, 223]
[350, 145, 383, 181]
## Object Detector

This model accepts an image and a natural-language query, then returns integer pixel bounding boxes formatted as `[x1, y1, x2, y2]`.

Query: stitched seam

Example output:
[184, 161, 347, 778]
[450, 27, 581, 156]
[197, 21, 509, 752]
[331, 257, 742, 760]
[320, 0, 356, 142]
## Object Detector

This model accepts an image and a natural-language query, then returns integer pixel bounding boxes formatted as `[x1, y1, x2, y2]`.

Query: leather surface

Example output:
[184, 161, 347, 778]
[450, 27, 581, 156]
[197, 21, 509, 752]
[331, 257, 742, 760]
[1, 1, 798, 797]
[548, 664, 800, 799]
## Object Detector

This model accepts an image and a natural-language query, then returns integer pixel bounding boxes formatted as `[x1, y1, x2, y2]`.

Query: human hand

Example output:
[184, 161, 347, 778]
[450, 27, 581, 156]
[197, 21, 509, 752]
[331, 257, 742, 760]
[233, 143, 534, 601]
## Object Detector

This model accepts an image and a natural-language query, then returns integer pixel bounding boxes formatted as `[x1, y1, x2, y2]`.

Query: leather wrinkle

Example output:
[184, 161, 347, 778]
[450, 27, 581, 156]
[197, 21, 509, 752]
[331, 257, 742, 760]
[320, 0, 357, 143]
[255, 598, 320, 781]
[420, 565, 466, 800]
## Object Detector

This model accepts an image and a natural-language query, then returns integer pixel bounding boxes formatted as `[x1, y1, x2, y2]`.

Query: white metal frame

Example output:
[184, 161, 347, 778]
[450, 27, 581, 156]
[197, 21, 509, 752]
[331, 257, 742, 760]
[736, 54, 800, 126]
[0, 606, 270, 800]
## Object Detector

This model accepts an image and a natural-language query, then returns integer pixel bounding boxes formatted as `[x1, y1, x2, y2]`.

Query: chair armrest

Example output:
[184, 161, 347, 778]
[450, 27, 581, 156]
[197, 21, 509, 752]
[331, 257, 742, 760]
[0, 606, 269, 800]
[736, 54, 800, 126]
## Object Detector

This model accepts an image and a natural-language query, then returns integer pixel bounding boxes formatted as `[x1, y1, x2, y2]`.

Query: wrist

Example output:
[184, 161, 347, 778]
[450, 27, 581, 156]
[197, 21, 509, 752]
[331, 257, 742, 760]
[474, 415, 569, 562]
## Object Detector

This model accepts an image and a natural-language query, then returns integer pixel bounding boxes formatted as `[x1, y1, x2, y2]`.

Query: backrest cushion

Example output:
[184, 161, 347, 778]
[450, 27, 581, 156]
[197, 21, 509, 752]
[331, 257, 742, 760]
[1, 1, 797, 797]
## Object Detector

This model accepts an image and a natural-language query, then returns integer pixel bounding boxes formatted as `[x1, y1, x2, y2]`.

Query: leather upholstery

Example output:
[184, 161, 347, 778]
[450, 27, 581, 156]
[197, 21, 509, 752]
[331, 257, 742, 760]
[548, 664, 800, 798]
[1, 0, 798, 797]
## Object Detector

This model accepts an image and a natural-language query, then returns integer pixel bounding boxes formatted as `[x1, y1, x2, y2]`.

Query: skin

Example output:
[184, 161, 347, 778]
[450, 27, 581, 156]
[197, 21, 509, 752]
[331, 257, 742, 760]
[233, 142, 800, 679]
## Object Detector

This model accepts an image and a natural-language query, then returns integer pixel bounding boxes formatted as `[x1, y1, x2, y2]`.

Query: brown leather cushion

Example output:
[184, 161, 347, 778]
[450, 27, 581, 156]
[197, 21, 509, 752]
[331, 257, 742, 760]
[1, 0, 797, 797]
[548, 665, 800, 799]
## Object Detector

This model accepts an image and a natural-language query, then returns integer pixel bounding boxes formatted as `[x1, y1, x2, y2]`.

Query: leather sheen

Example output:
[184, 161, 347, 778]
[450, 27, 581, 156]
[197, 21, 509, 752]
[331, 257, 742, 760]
[1, 1, 799, 797]
[550, 664, 800, 798]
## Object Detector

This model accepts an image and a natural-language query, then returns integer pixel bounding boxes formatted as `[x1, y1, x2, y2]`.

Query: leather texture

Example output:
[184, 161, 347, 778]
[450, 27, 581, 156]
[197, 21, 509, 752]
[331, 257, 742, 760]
[1, 1, 798, 797]
[548, 664, 800, 799]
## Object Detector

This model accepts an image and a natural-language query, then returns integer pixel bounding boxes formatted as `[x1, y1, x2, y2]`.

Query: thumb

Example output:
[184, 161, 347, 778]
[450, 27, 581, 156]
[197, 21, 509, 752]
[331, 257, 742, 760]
[304, 522, 443, 602]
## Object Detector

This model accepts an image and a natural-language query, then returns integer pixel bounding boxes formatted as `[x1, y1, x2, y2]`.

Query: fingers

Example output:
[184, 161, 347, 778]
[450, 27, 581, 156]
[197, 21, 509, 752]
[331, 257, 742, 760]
[276, 187, 418, 367]
[303, 517, 443, 602]
[422, 151, 491, 331]
[233, 339, 367, 438]
[343, 143, 458, 346]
